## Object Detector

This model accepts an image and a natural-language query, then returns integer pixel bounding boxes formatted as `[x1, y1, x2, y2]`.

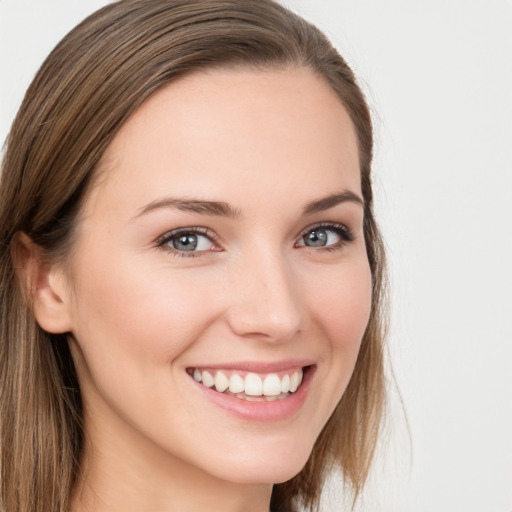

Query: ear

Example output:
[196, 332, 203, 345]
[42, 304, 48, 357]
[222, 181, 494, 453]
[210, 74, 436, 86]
[13, 232, 74, 334]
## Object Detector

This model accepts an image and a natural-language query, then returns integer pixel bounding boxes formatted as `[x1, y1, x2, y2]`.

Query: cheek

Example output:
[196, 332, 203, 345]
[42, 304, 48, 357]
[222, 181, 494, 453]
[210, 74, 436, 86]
[307, 257, 372, 352]
[301, 254, 372, 420]
[289, 255, 372, 445]
[70, 250, 221, 372]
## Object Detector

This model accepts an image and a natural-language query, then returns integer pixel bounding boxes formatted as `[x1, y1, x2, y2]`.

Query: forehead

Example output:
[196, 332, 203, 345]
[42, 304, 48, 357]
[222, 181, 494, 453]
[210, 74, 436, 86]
[87, 66, 361, 215]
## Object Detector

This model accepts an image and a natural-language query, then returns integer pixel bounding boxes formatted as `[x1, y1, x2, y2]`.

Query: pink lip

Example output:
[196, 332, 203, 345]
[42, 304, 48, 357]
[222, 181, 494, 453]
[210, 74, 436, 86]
[187, 358, 315, 374]
[190, 364, 316, 422]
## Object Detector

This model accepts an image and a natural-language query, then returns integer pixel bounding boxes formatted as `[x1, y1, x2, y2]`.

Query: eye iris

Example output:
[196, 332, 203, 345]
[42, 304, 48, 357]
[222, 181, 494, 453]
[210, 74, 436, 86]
[304, 229, 328, 247]
[172, 234, 198, 251]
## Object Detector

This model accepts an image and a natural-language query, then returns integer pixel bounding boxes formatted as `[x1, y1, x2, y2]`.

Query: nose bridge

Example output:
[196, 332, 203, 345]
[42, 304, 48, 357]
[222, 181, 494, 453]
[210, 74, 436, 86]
[227, 244, 304, 341]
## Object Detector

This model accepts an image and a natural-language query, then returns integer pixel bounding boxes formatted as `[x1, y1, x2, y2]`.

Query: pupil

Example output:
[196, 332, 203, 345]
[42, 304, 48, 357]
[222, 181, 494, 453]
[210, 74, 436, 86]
[173, 234, 198, 251]
[306, 230, 327, 247]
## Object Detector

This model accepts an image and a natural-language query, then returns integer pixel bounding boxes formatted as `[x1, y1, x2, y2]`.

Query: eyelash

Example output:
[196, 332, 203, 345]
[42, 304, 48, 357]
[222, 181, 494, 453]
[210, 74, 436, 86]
[155, 222, 354, 258]
[155, 227, 219, 258]
[296, 222, 354, 250]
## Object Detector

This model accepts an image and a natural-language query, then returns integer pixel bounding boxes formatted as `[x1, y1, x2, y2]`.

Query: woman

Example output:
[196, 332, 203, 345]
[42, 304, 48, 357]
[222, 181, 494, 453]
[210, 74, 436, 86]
[0, 1, 387, 511]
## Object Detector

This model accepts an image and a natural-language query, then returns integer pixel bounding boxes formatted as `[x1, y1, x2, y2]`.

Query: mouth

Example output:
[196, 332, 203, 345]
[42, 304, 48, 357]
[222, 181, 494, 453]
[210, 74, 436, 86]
[186, 366, 310, 402]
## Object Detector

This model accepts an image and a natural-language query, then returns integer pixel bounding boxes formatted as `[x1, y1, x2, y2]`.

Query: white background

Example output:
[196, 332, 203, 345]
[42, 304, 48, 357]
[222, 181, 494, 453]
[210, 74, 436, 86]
[1, 1, 511, 511]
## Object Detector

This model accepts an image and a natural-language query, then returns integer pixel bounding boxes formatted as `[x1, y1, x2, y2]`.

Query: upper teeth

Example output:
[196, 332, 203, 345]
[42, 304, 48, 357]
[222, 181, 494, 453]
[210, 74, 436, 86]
[191, 368, 303, 396]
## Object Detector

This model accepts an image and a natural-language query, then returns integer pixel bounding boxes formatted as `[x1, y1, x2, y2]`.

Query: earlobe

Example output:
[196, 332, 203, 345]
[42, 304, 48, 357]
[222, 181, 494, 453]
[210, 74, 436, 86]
[12, 232, 74, 334]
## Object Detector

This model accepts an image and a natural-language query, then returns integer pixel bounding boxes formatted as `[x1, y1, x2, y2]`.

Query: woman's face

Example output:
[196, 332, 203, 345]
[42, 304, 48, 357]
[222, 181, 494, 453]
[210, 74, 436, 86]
[63, 67, 371, 486]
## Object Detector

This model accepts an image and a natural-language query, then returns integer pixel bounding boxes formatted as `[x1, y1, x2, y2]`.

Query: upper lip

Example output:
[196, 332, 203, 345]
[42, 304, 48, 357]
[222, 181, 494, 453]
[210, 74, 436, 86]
[187, 359, 315, 373]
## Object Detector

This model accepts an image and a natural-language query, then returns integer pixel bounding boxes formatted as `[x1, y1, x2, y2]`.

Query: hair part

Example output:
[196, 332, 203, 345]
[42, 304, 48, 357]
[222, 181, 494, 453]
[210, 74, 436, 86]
[0, 2, 387, 511]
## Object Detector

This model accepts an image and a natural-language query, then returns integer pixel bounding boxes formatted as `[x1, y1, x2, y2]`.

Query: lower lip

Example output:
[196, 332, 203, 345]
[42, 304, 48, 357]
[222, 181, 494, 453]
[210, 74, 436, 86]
[191, 366, 315, 422]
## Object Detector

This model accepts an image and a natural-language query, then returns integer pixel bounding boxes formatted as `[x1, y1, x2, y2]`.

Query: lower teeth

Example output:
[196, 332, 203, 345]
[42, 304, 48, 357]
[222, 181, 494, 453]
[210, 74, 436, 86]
[230, 390, 290, 402]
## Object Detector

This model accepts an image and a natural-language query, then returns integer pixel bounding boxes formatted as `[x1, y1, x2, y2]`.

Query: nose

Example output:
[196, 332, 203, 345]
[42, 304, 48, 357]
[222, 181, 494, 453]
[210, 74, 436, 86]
[225, 249, 305, 343]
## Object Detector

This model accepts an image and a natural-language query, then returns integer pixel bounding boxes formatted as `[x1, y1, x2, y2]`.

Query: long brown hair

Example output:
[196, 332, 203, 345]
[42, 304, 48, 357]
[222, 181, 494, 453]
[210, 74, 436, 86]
[0, 1, 387, 511]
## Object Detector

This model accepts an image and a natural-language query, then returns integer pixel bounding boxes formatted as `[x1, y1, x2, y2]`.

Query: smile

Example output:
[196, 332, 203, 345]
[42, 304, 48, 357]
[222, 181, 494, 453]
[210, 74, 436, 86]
[187, 367, 304, 402]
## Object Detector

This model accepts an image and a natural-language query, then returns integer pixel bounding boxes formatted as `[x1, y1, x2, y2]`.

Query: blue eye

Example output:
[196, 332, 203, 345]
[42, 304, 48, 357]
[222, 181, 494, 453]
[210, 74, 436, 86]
[302, 229, 331, 247]
[157, 228, 218, 256]
[297, 223, 353, 249]
[169, 233, 209, 251]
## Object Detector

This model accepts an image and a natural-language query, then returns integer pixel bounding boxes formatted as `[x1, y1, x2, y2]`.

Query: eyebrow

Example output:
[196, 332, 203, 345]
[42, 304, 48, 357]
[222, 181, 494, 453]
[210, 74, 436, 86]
[303, 190, 364, 214]
[133, 189, 363, 221]
[134, 197, 241, 220]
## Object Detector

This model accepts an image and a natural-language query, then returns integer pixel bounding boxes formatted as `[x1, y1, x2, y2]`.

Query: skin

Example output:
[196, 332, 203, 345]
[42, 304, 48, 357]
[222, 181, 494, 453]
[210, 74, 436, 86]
[32, 67, 372, 512]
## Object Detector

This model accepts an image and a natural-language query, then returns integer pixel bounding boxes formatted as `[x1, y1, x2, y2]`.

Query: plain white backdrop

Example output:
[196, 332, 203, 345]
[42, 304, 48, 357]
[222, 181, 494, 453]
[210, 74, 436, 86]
[1, 1, 511, 511]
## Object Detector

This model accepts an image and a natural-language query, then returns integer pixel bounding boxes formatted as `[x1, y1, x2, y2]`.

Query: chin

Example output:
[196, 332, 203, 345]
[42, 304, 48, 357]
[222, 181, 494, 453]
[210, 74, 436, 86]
[204, 435, 316, 486]
[217, 463, 307, 486]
